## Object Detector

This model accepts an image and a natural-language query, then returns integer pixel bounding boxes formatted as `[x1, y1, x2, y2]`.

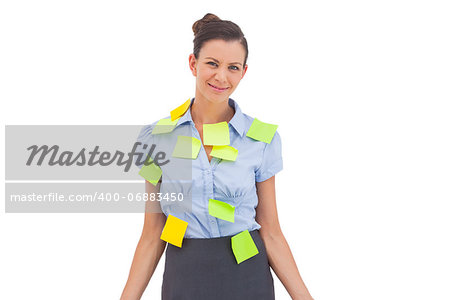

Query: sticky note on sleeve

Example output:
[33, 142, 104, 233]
[246, 118, 278, 144]
[160, 214, 188, 248]
[170, 98, 191, 121]
[172, 136, 201, 159]
[203, 122, 230, 146]
[138, 159, 162, 186]
[231, 230, 259, 264]
[210, 145, 238, 161]
[208, 199, 235, 223]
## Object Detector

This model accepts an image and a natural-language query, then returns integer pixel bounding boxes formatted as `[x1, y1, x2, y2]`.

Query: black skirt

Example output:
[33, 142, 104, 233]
[161, 230, 275, 300]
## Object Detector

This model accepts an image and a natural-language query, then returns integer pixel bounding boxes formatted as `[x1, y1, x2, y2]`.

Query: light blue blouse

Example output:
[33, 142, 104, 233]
[136, 97, 283, 238]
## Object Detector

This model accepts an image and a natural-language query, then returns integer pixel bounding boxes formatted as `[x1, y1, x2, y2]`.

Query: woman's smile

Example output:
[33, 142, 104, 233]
[208, 82, 229, 92]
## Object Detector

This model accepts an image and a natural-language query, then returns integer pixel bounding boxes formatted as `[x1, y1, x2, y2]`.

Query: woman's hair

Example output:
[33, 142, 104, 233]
[192, 13, 249, 67]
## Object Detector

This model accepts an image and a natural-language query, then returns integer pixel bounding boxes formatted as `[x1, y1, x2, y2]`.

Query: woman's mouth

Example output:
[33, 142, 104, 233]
[208, 83, 229, 92]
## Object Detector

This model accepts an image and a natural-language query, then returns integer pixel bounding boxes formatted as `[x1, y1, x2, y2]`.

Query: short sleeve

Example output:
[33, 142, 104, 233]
[255, 130, 283, 182]
[134, 123, 156, 169]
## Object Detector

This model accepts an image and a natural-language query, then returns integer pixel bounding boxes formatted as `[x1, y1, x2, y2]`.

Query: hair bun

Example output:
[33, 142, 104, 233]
[192, 13, 222, 36]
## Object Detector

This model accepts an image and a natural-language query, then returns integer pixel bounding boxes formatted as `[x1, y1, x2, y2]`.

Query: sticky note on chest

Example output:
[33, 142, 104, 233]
[172, 136, 201, 159]
[138, 159, 162, 186]
[160, 214, 188, 248]
[208, 199, 235, 223]
[203, 122, 230, 146]
[231, 230, 259, 264]
[246, 118, 278, 144]
[210, 145, 238, 161]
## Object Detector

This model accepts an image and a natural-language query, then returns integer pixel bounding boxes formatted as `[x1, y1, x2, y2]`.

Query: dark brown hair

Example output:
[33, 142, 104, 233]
[192, 13, 249, 67]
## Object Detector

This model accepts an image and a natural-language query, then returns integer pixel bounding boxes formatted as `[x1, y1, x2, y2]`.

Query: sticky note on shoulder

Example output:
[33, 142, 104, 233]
[138, 159, 162, 186]
[151, 117, 179, 135]
[160, 214, 188, 248]
[246, 118, 278, 144]
[208, 199, 235, 223]
[170, 98, 191, 121]
[172, 136, 201, 159]
[210, 145, 238, 161]
[231, 230, 259, 264]
[203, 122, 230, 145]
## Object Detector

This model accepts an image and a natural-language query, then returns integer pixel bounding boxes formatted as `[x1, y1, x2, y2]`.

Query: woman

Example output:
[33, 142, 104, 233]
[121, 13, 314, 300]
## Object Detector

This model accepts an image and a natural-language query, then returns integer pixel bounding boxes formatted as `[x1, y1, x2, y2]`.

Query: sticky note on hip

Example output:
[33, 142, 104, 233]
[160, 214, 188, 248]
[231, 230, 259, 264]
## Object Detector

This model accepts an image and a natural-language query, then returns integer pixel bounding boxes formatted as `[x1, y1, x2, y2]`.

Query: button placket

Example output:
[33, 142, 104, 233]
[206, 169, 220, 237]
[192, 123, 231, 238]
[210, 127, 238, 172]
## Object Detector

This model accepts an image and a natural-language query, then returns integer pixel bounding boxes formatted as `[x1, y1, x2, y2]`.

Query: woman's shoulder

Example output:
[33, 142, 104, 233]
[137, 115, 171, 139]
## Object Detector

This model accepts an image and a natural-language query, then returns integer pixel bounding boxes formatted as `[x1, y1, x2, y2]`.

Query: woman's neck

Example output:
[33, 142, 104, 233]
[191, 94, 235, 125]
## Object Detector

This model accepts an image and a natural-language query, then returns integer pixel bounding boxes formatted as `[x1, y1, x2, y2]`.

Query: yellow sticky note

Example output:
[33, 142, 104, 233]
[151, 117, 179, 135]
[138, 159, 162, 186]
[172, 136, 201, 159]
[208, 199, 235, 223]
[210, 145, 238, 161]
[231, 230, 259, 264]
[246, 118, 278, 144]
[170, 98, 191, 121]
[160, 214, 188, 248]
[203, 122, 230, 146]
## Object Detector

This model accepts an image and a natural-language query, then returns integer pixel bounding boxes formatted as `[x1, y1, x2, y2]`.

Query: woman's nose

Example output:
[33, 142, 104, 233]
[214, 67, 227, 82]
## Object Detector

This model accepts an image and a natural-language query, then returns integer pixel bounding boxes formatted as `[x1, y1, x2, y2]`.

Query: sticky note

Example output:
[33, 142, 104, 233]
[203, 122, 230, 146]
[138, 159, 162, 186]
[210, 145, 238, 161]
[172, 136, 201, 159]
[246, 118, 278, 144]
[208, 199, 235, 223]
[160, 214, 188, 248]
[151, 117, 179, 135]
[170, 98, 191, 121]
[231, 230, 259, 264]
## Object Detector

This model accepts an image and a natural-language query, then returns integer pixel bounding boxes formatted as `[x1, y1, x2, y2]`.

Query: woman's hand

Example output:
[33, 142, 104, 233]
[120, 180, 167, 300]
[256, 176, 314, 300]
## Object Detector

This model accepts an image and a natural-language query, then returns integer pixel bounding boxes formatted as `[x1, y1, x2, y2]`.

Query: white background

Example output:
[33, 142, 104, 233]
[1, 0, 449, 299]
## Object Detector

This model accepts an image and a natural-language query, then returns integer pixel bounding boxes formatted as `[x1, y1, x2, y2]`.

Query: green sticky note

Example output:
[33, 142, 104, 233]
[203, 122, 230, 146]
[138, 159, 162, 186]
[172, 136, 201, 159]
[246, 118, 278, 144]
[208, 199, 235, 223]
[231, 230, 259, 264]
[210, 145, 238, 161]
[151, 117, 179, 135]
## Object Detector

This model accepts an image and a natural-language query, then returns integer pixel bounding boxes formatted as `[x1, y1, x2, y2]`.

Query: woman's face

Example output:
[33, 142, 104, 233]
[189, 39, 248, 104]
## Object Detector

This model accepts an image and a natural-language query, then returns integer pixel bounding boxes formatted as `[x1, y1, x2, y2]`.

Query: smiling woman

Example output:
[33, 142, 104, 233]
[120, 13, 314, 300]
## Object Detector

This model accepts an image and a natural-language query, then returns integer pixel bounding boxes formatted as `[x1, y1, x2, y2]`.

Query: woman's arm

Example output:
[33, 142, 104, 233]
[256, 176, 314, 300]
[120, 180, 167, 300]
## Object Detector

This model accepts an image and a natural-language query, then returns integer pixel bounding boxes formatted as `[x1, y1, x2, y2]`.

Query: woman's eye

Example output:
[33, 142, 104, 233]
[207, 62, 239, 71]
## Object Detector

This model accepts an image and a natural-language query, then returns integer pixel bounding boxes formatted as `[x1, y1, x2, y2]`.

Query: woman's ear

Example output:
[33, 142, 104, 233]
[241, 64, 248, 79]
[188, 54, 197, 76]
